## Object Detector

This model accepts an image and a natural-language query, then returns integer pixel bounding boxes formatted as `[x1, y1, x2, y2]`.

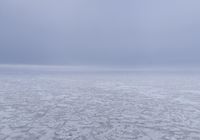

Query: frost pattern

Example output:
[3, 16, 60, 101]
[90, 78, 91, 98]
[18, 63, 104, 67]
[0, 68, 200, 140]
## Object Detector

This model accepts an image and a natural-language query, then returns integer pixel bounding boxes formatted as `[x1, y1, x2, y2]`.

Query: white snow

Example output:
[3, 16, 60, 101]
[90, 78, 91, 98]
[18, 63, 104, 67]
[0, 66, 200, 140]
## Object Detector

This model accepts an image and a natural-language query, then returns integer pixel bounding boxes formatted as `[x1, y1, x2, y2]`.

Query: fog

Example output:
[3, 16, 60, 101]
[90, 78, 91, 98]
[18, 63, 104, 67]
[0, 0, 200, 66]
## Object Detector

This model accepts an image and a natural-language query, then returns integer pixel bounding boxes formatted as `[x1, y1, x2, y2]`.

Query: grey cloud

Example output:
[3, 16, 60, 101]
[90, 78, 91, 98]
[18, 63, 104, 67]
[0, 0, 200, 66]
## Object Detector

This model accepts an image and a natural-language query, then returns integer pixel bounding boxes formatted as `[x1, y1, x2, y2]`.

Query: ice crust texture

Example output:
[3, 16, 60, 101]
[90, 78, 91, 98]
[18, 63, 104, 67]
[0, 66, 200, 140]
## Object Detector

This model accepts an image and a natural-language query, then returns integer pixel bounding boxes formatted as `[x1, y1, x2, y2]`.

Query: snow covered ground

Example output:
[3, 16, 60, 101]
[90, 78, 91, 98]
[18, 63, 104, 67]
[0, 65, 200, 140]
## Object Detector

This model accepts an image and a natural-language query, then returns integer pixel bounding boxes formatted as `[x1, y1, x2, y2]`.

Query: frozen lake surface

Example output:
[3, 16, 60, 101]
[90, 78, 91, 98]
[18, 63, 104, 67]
[0, 65, 200, 140]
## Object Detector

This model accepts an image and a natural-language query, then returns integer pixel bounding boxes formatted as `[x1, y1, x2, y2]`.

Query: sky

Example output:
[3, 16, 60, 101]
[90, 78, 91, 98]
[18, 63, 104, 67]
[0, 0, 200, 66]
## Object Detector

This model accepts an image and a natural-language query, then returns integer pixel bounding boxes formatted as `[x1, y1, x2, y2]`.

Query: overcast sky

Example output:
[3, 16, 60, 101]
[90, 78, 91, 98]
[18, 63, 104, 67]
[0, 0, 200, 66]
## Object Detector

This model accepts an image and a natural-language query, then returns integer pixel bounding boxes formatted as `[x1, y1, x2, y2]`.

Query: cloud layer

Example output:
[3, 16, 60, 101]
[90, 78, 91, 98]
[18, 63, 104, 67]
[0, 0, 200, 66]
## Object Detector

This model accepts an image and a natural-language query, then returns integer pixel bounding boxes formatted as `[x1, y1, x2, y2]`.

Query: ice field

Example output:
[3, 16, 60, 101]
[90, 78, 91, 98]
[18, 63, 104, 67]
[0, 65, 200, 140]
